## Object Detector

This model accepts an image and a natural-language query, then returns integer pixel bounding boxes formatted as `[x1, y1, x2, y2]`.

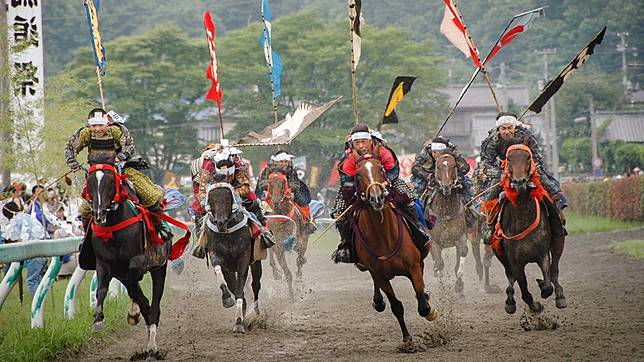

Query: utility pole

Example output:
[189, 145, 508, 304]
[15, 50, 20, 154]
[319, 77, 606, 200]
[589, 96, 600, 177]
[616, 32, 629, 93]
[536, 48, 559, 178]
[0, 0, 10, 188]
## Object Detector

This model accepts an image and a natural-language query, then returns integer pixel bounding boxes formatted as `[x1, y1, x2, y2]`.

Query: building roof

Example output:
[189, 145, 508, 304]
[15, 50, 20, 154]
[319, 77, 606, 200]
[437, 83, 530, 108]
[596, 111, 644, 143]
[630, 90, 644, 104]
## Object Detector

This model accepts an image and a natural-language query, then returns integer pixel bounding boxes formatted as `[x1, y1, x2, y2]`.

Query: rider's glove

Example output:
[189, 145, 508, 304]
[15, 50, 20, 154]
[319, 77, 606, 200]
[116, 152, 128, 162]
[68, 160, 80, 171]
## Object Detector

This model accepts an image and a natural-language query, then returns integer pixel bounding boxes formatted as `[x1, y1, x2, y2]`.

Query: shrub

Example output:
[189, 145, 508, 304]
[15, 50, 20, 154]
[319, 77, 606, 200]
[563, 176, 643, 221]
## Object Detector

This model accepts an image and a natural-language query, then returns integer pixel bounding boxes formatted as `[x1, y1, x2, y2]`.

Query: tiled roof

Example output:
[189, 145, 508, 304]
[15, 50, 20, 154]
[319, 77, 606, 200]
[596, 111, 644, 143]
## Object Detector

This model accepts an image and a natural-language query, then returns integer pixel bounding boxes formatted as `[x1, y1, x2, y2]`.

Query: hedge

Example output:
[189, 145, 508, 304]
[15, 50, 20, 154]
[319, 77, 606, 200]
[562, 176, 644, 222]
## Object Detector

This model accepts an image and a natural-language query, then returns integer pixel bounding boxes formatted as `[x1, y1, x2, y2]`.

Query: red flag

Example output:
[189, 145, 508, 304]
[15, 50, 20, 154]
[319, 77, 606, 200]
[440, 0, 481, 68]
[203, 11, 222, 104]
[484, 7, 544, 65]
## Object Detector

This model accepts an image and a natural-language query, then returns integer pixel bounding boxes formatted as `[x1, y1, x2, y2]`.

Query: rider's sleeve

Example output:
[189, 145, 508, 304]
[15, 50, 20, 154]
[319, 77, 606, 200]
[411, 145, 432, 180]
[455, 154, 471, 176]
[480, 133, 499, 172]
[114, 124, 136, 160]
[64, 127, 90, 165]
[525, 129, 545, 169]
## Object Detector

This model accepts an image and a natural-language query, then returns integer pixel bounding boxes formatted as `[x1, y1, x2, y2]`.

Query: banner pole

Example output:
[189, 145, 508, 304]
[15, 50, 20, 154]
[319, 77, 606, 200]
[95, 66, 105, 110]
[348, 2, 360, 125]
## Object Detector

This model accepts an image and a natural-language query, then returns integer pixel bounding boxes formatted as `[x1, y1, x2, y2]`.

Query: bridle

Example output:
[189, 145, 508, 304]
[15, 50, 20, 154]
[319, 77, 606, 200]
[83, 163, 131, 212]
[354, 154, 389, 207]
[204, 182, 248, 234]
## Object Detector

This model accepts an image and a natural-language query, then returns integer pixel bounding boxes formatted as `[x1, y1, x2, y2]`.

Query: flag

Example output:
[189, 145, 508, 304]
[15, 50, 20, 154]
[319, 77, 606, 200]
[485, 7, 545, 65]
[349, 0, 363, 71]
[440, 0, 481, 68]
[382, 77, 417, 124]
[83, 0, 106, 76]
[260, 0, 283, 97]
[527, 26, 606, 114]
[237, 97, 341, 145]
[203, 11, 222, 105]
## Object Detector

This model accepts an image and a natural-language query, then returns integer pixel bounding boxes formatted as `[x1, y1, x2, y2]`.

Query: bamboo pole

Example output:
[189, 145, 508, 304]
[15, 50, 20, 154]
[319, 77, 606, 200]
[348, 1, 360, 125]
[95, 66, 105, 110]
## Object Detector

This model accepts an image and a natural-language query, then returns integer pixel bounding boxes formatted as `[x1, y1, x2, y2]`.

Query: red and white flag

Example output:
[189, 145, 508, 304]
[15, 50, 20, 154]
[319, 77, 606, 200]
[485, 7, 544, 65]
[440, 0, 481, 68]
[204, 11, 222, 105]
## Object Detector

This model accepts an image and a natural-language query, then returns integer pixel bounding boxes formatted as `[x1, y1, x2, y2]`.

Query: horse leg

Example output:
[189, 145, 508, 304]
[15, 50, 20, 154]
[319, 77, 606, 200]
[145, 264, 167, 354]
[295, 233, 309, 279]
[410, 264, 437, 321]
[92, 264, 111, 332]
[372, 279, 385, 312]
[268, 247, 282, 280]
[537, 252, 554, 299]
[127, 298, 141, 325]
[470, 237, 483, 282]
[250, 261, 262, 315]
[551, 237, 567, 308]
[496, 251, 517, 314]
[122, 279, 152, 327]
[514, 264, 543, 313]
[376, 276, 412, 343]
[273, 243, 294, 298]
[210, 254, 235, 309]
[454, 239, 468, 294]
[430, 243, 444, 277]
[232, 259, 250, 334]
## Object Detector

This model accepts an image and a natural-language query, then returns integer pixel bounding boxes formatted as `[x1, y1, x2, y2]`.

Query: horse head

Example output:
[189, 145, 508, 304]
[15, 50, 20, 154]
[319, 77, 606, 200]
[505, 142, 535, 195]
[86, 164, 120, 226]
[354, 145, 387, 211]
[207, 183, 235, 232]
[434, 154, 457, 196]
[267, 172, 290, 211]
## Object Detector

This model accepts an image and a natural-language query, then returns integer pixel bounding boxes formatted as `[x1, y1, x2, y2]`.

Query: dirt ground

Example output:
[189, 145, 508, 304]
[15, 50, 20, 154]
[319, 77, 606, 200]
[65, 228, 644, 361]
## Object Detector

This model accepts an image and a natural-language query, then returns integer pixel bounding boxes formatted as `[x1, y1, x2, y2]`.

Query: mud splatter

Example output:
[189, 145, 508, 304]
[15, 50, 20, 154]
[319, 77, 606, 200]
[520, 310, 561, 331]
[129, 349, 167, 361]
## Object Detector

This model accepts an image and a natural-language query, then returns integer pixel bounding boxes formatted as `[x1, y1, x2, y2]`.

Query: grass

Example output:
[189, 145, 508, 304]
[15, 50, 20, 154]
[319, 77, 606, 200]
[610, 239, 644, 259]
[565, 213, 643, 234]
[0, 273, 131, 362]
[309, 227, 340, 253]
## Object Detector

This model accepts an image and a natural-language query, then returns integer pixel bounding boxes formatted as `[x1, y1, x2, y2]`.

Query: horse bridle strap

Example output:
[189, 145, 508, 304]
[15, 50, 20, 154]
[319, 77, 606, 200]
[205, 182, 243, 213]
[495, 197, 541, 241]
[85, 163, 129, 205]
[351, 208, 404, 261]
[206, 211, 248, 234]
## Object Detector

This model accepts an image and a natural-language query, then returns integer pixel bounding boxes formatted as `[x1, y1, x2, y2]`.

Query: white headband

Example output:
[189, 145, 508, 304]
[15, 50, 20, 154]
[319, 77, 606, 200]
[496, 115, 519, 127]
[431, 142, 447, 151]
[271, 152, 294, 162]
[350, 131, 371, 141]
[87, 112, 107, 126]
[214, 164, 235, 176]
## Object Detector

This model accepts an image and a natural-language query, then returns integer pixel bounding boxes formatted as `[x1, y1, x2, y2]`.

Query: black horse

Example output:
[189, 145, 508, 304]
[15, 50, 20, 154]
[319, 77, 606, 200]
[82, 163, 170, 355]
[204, 182, 262, 333]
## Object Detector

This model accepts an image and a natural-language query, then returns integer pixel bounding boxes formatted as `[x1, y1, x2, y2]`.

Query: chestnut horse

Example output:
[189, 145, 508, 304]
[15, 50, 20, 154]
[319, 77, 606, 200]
[492, 144, 567, 314]
[352, 146, 437, 343]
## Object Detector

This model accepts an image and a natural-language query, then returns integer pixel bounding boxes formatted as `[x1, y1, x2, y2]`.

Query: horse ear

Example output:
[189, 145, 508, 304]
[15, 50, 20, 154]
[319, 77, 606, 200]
[522, 134, 530, 146]
[373, 143, 381, 156]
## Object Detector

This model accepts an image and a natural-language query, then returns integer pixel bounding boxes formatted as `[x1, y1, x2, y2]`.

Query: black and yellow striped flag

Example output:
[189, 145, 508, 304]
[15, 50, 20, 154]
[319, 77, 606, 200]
[382, 76, 417, 124]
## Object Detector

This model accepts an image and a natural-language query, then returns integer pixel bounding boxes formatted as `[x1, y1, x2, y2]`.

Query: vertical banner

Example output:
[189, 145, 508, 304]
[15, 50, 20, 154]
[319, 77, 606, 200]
[6, 0, 45, 126]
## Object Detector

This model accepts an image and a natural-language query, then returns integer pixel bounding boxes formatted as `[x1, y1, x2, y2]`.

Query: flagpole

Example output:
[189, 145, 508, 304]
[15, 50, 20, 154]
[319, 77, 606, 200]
[95, 66, 106, 110]
[261, 11, 280, 127]
[435, 67, 479, 137]
[216, 102, 225, 137]
[348, 2, 360, 125]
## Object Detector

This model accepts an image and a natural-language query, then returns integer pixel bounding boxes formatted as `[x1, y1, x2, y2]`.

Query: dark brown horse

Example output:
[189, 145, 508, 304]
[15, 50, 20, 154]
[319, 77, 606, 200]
[492, 144, 567, 314]
[352, 147, 437, 343]
[265, 172, 309, 289]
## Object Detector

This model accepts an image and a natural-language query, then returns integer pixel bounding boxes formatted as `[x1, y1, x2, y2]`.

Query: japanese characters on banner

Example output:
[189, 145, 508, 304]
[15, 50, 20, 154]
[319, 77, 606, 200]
[7, 0, 45, 126]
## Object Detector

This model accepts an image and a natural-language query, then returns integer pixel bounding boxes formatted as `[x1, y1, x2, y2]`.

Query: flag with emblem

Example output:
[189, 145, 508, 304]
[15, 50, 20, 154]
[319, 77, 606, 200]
[203, 11, 222, 105]
[349, 0, 364, 71]
[382, 77, 417, 124]
[485, 7, 545, 65]
[260, 0, 283, 97]
[440, 0, 481, 68]
[527, 27, 606, 114]
[83, 0, 106, 76]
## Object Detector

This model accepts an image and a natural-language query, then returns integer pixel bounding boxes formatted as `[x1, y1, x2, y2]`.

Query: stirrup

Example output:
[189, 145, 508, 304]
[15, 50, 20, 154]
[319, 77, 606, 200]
[331, 248, 352, 264]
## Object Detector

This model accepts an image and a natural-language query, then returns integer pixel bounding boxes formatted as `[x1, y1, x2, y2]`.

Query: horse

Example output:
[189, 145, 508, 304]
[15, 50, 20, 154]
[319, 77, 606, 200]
[491, 144, 567, 314]
[352, 146, 437, 343]
[265, 172, 309, 290]
[204, 182, 262, 334]
[84, 163, 169, 356]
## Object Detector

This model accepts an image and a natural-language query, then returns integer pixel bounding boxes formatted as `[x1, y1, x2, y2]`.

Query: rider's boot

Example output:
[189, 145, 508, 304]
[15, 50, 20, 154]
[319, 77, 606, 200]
[332, 218, 353, 263]
[148, 199, 172, 242]
[247, 200, 275, 248]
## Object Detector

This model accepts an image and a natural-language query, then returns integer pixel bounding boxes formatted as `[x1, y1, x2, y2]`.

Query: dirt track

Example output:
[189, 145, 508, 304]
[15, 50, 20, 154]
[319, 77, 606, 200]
[67, 228, 644, 361]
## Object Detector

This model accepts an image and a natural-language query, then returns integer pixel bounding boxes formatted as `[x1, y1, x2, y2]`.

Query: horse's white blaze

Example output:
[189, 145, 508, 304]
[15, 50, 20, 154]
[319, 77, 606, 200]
[235, 298, 244, 321]
[95, 170, 104, 208]
[443, 162, 450, 183]
[214, 265, 227, 288]
[364, 161, 376, 185]
[147, 324, 157, 352]
[456, 256, 467, 278]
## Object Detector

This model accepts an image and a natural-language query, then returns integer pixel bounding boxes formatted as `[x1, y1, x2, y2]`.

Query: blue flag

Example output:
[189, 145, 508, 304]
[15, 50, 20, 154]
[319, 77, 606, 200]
[84, 0, 107, 76]
[260, 0, 282, 97]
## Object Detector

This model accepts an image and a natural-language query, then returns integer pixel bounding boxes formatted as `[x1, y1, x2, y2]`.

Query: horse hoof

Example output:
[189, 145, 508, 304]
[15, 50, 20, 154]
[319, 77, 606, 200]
[403, 335, 413, 343]
[454, 279, 464, 293]
[556, 297, 567, 309]
[233, 323, 245, 334]
[530, 302, 544, 313]
[222, 297, 235, 309]
[505, 303, 516, 314]
[92, 321, 105, 333]
[425, 308, 438, 321]
[127, 313, 141, 325]
[372, 301, 386, 313]
[541, 286, 554, 299]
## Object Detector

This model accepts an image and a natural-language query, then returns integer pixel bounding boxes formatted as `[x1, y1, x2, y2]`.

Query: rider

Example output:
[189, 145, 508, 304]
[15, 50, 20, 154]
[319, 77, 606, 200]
[331, 124, 429, 263]
[65, 108, 166, 235]
[411, 136, 478, 223]
[190, 143, 221, 235]
[256, 150, 317, 234]
[478, 112, 568, 241]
